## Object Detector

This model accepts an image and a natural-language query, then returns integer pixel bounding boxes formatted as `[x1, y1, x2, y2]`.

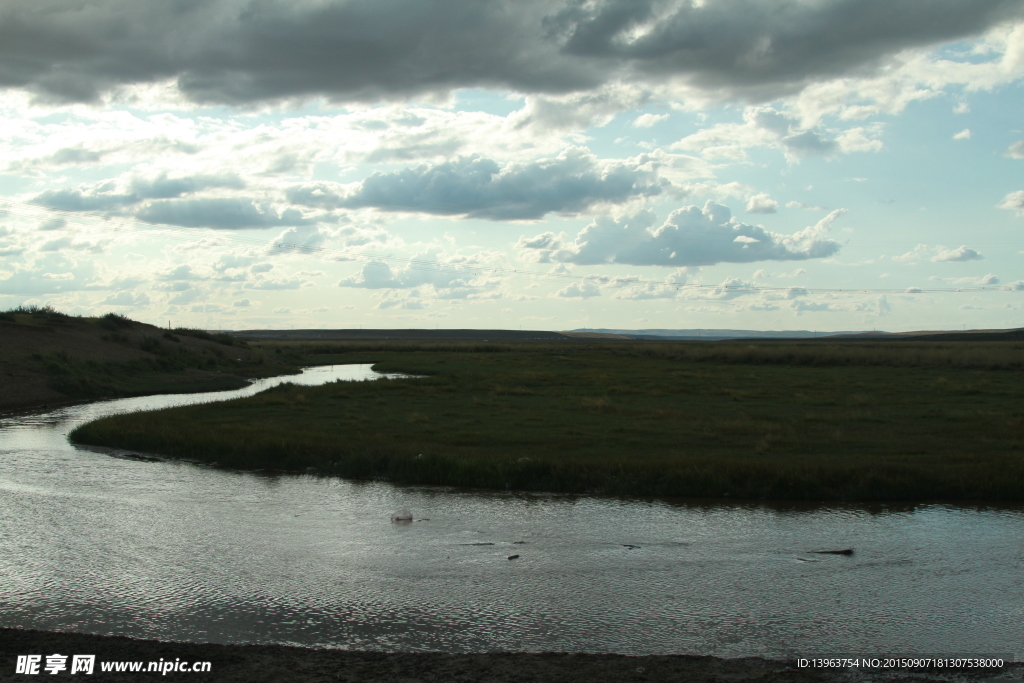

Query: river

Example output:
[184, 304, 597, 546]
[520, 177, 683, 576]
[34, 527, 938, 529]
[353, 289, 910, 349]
[1, 364, 1021, 659]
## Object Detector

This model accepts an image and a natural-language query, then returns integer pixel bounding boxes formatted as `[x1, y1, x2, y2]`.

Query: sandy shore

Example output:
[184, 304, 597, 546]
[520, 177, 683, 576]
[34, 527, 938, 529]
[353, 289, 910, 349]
[2, 629, 1019, 682]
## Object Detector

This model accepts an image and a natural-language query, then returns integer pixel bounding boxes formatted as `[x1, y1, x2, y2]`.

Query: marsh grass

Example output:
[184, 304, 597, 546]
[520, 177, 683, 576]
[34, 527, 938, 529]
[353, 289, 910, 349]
[71, 342, 1024, 501]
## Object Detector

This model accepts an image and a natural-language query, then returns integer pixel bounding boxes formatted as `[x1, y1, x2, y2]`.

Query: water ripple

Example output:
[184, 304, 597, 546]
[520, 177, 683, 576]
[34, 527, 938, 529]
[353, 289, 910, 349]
[1, 365, 1023, 657]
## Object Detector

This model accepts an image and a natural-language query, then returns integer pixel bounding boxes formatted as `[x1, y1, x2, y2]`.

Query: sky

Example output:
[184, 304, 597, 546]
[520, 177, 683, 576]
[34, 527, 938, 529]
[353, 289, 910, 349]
[1, 0, 1023, 332]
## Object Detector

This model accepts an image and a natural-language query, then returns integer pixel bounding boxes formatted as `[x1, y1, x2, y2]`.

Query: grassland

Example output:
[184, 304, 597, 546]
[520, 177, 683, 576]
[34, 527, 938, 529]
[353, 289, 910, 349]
[0, 306, 321, 412]
[70, 339, 1024, 501]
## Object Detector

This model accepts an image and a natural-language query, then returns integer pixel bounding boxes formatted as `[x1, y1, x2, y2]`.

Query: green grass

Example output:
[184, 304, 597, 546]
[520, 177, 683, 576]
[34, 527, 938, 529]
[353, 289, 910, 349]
[70, 342, 1024, 501]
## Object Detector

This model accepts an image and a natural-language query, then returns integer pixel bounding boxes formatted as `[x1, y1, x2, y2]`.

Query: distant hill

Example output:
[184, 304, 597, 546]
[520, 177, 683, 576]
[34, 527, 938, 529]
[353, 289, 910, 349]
[231, 326, 1024, 343]
[0, 308, 289, 413]
[232, 328, 572, 342]
[571, 327, 1024, 341]
[568, 328, 871, 340]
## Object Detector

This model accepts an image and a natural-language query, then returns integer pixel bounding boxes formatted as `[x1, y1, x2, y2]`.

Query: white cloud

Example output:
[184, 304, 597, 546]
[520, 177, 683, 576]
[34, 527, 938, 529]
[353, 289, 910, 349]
[952, 128, 971, 140]
[518, 201, 844, 267]
[790, 300, 833, 314]
[243, 277, 311, 291]
[338, 251, 501, 299]
[632, 113, 669, 128]
[671, 106, 884, 163]
[378, 298, 426, 310]
[997, 190, 1024, 214]
[895, 243, 986, 263]
[786, 201, 828, 211]
[289, 148, 666, 220]
[932, 246, 984, 262]
[100, 291, 151, 306]
[745, 193, 778, 214]
[945, 274, 999, 286]
[0, 253, 101, 295]
[267, 226, 329, 255]
[556, 281, 601, 298]
[1006, 141, 1024, 158]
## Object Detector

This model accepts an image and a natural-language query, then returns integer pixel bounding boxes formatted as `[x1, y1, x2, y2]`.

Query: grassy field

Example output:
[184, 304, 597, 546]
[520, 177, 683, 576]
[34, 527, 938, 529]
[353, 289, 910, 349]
[69, 340, 1024, 501]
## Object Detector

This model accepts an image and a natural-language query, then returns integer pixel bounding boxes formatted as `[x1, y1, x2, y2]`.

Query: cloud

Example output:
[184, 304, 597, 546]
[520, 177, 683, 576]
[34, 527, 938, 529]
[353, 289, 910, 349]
[945, 274, 999, 286]
[289, 148, 664, 220]
[790, 300, 833, 314]
[213, 253, 259, 273]
[243, 277, 311, 290]
[100, 291, 150, 306]
[31, 173, 246, 212]
[1007, 141, 1024, 159]
[0, 253, 101, 295]
[612, 279, 684, 299]
[632, 113, 668, 128]
[745, 193, 778, 214]
[556, 281, 601, 298]
[2, 0, 1018, 106]
[338, 252, 500, 299]
[952, 128, 971, 140]
[158, 265, 202, 281]
[268, 226, 328, 254]
[786, 201, 828, 211]
[378, 298, 426, 310]
[895, 243, 985, 263]
[998, 190, 1024, 214]
[518, 201, 843, 267]
[137, 199, 314, 230]
[671, 106, 885, 162]
[932, 246, 983, 262]
[38, 218, 67, 231]
[31, 188, 135, 212]
[38, 236, 107, 253]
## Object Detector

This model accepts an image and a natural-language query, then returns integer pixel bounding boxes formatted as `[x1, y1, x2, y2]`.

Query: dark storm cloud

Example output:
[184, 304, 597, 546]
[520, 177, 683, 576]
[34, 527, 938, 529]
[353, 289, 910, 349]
[288, 149, 664, 220]
[554, 0, 1022, 93]
[0, 0, 1019, 105]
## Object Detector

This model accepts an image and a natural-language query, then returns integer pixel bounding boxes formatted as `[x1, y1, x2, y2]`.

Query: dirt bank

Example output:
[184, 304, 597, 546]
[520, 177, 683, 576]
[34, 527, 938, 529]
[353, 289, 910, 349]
[2, 629, 1018, 683]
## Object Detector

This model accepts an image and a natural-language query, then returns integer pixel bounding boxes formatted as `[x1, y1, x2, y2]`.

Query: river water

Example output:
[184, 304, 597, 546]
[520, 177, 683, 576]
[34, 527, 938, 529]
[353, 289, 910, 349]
[1, 364, 1021, 659]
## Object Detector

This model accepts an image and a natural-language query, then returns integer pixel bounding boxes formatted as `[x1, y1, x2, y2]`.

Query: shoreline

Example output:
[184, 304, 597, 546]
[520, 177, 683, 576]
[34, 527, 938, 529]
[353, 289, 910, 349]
[5, 628, 1018, 683]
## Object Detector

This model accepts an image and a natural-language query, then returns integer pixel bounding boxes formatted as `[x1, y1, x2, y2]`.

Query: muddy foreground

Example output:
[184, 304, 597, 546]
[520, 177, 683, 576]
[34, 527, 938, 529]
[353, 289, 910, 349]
[2, 629, 1020, 683]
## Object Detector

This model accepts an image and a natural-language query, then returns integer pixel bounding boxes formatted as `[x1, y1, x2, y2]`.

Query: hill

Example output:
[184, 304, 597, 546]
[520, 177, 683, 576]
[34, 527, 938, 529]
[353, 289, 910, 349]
[0, 307, 299, 413]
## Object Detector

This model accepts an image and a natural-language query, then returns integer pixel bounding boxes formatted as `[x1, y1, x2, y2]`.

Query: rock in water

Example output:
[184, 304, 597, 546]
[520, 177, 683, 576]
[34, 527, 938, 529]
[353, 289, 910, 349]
[390, 508, 413, 522]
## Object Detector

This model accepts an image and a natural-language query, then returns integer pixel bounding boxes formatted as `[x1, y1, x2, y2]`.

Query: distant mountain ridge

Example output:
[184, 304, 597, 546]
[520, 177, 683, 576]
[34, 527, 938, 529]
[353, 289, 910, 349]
[568, 327, 1024, 341]
[568, 328, 872, 340]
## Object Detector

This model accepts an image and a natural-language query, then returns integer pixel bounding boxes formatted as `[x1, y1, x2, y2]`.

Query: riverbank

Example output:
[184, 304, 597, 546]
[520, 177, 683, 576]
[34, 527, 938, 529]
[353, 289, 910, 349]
[3, 628, 1015, 682]
[70, 341, 1024, 501]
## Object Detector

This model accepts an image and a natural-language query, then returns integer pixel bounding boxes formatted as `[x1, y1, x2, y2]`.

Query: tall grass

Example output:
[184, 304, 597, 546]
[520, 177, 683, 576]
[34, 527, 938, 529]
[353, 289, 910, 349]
[71, 346, 1024, 501]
